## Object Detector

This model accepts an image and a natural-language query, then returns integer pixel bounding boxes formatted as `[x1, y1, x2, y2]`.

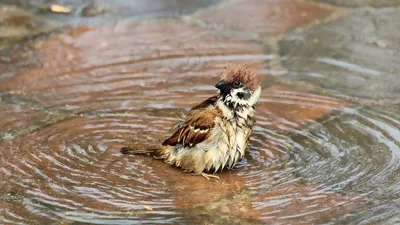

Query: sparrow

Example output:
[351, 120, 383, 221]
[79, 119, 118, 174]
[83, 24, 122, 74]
[121, 63, 261, 180]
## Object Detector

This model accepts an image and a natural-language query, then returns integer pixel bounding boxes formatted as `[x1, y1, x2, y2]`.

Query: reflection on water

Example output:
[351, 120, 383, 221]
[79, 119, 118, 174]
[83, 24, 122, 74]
[1, 2, 400, 224]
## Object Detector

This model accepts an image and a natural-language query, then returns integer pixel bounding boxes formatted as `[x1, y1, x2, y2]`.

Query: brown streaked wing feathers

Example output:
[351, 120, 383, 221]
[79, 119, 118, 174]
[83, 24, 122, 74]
[190, 95, 218, 110]
[162, 107, 221, 147]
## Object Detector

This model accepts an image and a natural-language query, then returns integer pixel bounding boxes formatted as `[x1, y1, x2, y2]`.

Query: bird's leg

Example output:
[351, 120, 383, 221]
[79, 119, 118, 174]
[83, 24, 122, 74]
[190, 172, 220, 180]
[200, 172, 220, 180]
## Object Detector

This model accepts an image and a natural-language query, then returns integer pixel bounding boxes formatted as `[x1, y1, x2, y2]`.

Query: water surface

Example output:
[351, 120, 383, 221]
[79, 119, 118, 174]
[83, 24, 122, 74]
[1, 1, 400, 224]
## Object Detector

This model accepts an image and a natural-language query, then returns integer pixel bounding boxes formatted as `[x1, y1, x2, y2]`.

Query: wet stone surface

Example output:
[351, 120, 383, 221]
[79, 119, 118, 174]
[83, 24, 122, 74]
[0, 0, 223, 24]
[317, 0, 400, 7]
[0, 19, 271, 113]
[1, 0, 399, 224]
[280, 8, 400, 100]
[0, 15, 354, 220]
[0, 7, 58, 43]
[0, 39, 45, 81]
[195, 0, 333, 36]
[0, 104, 46, 140]
[0, 93, 69, 140]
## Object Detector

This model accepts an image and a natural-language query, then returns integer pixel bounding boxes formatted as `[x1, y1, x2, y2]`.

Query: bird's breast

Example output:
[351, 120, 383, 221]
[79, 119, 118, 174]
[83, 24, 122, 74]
[219, 118, 252, 168]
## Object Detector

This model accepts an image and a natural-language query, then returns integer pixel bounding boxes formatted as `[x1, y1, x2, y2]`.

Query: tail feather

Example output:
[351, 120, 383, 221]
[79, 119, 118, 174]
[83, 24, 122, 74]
[120, 146, 160, 155]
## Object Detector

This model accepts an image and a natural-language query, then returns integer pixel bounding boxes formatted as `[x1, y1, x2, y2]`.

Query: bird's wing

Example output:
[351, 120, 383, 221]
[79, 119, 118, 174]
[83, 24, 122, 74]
[190, 95, 218, 111]
[162, 107, 221, 147]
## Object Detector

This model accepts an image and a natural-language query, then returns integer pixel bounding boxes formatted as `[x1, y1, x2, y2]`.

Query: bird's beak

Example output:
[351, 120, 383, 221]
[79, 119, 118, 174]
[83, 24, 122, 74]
[215, 80, 231, 94]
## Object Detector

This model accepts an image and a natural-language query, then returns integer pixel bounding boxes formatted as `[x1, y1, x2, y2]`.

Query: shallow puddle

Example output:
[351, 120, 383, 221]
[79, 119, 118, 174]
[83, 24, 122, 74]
[0, 103, 359, 224]
[1, 1, 400, 224]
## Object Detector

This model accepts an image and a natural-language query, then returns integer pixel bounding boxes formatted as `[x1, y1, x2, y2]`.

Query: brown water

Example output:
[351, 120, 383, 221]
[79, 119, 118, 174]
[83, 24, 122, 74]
[1, 1, 400, 224]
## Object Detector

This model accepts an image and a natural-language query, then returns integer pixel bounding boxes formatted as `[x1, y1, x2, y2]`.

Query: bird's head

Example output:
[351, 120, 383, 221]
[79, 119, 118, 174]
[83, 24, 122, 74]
[215, 63, 261, 109]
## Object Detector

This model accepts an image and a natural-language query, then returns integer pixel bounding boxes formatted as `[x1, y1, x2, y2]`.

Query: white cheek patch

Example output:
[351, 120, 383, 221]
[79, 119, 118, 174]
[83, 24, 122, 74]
[226, 86, 261, 107]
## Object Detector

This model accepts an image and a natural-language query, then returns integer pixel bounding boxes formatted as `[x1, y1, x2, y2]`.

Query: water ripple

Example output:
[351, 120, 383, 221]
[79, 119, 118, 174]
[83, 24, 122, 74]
[0, 87, 363, 224]
[287, 105, 400, 223]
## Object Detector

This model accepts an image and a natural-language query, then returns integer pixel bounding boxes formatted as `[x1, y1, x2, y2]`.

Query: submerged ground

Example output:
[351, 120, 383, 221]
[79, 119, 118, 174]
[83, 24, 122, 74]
[0, 0, 399, 224]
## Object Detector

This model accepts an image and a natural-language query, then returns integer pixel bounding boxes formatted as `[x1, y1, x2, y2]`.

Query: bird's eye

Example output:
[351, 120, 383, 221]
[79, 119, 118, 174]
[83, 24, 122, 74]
[232, 81, 241, 88]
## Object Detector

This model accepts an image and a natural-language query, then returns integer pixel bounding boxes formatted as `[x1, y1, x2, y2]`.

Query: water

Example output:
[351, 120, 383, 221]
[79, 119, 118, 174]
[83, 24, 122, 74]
[287, 106, 400, 224]
[1, 1, 400, 224]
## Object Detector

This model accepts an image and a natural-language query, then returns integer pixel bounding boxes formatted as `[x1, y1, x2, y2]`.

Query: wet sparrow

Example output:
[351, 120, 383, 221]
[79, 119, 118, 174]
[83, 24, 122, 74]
[121, 63, 261, 179]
